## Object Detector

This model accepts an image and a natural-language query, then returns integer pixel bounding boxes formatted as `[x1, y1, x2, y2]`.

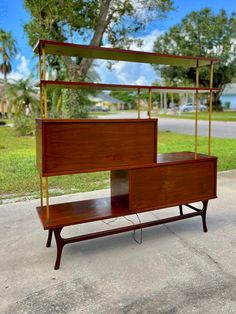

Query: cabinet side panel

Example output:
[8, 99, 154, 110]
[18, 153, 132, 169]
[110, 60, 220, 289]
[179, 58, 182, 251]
[129, 159, 217, 211]
[35, 119, 42, 175]
[111, 170, 129, 207]
[43, 121, 156, 175]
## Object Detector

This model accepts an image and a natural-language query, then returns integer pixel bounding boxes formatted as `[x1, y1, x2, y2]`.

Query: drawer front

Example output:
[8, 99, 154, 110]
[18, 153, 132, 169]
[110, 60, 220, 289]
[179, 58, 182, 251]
[129, 160, 217, 211]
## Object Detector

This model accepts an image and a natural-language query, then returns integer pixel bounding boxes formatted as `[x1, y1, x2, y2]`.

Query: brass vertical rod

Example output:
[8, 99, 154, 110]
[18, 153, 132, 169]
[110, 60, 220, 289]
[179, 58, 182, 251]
[43, 85, 47, 118]
[42, 45, 46, 81]
[42, 45, 48, 118]
[208, 61, 214, 156]
[194, 60, 199, 159]
[157, 96, 159, 115]
[138, 88, 141, 119]
[148, 88, 152, 118]
[45, 177, 50, 222]
[39, 54, 43, 117]
[40, 175, 43, 208]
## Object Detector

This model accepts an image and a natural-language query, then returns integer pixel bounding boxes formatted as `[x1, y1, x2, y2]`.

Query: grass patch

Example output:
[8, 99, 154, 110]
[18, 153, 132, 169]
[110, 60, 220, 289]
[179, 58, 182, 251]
[158, 131, 236, 171]
[1, 126, 236, 202]
[156, 111, 236, 121]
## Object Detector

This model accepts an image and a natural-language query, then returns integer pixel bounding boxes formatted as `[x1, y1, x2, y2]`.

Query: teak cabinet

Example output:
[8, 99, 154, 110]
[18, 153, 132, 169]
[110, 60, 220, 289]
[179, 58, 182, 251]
[36, 119, 157, 176]
[111, 155, 217, 212]
[34, 39, 219, 269]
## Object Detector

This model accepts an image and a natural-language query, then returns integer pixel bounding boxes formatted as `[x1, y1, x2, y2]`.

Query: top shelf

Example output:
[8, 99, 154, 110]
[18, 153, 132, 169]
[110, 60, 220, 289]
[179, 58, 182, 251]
[34, 39, 220, 68]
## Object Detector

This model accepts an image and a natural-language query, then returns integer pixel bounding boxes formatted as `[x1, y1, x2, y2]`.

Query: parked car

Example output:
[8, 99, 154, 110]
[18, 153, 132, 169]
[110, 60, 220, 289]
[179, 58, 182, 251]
[179, 103, 207, 112]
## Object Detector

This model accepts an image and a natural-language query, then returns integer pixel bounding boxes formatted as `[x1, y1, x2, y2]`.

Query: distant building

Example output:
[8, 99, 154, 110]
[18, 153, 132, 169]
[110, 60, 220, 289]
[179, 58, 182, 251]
[88, 93, 125, 111]
[221, 83, 236, 109]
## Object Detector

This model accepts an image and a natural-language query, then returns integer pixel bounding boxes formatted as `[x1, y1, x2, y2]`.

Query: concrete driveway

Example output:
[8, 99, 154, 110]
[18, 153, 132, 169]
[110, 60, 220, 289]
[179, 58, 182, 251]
[1, 170, 236, 313]
[98, 111, 236, 139]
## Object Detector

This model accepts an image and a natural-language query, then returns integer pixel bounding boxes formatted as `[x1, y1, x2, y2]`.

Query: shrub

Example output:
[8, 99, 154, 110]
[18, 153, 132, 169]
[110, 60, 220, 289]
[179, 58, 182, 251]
[224, 101, 231, 109]
[14, 114, 35, 136]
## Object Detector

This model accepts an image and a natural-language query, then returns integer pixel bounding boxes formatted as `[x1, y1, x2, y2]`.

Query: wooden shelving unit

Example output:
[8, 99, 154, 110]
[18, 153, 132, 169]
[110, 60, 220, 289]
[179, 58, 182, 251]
[34, 39, 220, 269]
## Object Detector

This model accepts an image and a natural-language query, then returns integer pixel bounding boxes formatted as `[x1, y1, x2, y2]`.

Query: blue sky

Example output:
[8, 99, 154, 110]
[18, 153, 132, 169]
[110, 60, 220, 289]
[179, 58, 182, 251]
[0, 0, 236, 84]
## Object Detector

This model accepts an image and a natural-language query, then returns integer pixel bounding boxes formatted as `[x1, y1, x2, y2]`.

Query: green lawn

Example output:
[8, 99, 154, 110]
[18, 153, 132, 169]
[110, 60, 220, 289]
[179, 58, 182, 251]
[156, 111, 236, 121]
[1, 126, 236, 203]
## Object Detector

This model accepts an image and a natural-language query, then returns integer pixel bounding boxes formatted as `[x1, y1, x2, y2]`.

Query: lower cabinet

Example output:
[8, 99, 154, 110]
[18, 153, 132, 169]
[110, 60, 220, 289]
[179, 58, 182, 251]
[111, 156, 217, 212]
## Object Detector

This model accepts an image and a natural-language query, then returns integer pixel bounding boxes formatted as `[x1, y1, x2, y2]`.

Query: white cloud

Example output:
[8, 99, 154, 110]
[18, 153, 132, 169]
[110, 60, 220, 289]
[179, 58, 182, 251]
[96, 29, 163, 85]
[15, 53, 21, 61]
[0, 54, 31, 81]
[135, 75, 149, 85]
[16, 56, 30, 77]
[130, 29, 164, 52]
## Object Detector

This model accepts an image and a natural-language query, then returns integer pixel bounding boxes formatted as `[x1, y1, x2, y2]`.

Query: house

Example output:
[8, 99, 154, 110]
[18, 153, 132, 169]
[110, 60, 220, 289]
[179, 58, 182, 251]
[221, 83, 236, 109]
[88, 93, 125, 111]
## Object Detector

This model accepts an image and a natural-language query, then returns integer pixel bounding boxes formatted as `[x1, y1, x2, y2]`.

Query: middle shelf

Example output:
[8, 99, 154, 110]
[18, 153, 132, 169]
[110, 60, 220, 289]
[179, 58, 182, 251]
[39, 80, 222, 93]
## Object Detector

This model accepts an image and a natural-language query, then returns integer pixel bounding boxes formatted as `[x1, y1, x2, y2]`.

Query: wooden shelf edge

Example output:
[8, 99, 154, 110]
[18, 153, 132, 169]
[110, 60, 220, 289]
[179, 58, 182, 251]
[38, 80, 222, 92]
[38, 152, 217, 178]
[36, 194, 217, 230]
[34, 39, 220, 67]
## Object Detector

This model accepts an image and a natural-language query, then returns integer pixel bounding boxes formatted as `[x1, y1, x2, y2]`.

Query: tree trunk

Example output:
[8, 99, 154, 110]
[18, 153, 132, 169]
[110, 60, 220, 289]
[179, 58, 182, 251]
[63, 0, 112, 79]
[3, 67, 8, 117]
[77, 0, 112, 78]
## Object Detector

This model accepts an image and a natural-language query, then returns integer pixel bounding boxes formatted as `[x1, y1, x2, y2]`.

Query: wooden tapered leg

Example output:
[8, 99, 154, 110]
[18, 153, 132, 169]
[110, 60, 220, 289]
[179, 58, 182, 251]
[54, 228, 64, 270]
[179, 205, 183, 216]
[46, 229, 53, 247]
[201, 201, 208, 232]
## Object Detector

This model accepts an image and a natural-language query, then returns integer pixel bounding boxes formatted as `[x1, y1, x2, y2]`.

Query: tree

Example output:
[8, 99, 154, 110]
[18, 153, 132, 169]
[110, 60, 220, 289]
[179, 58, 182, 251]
[6, 77, 38, 135]
[0, 29, 17, 82]
[153, 9, 236, 110]
[24, 0, 174, 118]
[24, 0, 174, 79]
[5, 77, 38, 135]
[110, 89, 162, 110]
[6, 77, 38, 114]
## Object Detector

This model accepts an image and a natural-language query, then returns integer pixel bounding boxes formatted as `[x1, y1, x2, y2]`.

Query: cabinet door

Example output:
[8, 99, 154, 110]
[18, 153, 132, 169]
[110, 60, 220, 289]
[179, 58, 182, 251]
[37, 119, 157, 176]
[129, 160, 217, 211]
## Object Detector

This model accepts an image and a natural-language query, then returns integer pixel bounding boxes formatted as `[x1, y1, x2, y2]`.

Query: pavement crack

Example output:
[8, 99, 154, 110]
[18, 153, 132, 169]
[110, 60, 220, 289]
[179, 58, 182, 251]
[163, 223, 236, 282]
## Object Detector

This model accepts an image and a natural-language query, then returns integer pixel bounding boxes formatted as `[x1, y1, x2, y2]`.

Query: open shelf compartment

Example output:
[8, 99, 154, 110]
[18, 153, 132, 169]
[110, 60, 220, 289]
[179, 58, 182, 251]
[37, 152, 217, 230]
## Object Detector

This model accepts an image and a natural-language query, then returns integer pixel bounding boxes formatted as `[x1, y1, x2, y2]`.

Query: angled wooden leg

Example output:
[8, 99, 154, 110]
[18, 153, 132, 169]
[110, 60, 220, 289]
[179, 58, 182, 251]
[54, 228, 64, 270]
[46, 229, 53, 247]
[179, 205, 183, 216]
[201, 201, 208, 232]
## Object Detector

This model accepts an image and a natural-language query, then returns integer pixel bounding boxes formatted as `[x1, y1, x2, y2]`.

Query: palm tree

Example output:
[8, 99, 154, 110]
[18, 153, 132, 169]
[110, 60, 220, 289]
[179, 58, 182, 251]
[6, 77, 38, 115]
[0, 29, 17, 82]
[0, 30, 17, 117]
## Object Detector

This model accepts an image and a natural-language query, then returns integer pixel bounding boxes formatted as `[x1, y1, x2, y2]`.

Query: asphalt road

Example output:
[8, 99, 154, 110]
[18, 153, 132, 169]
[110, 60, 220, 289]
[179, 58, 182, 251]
[98, 111, 236, 139]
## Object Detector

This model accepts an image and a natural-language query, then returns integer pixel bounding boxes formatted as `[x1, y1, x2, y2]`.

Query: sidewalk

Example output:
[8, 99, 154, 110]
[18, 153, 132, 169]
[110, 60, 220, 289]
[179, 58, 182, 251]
[1, 170, 236, 314]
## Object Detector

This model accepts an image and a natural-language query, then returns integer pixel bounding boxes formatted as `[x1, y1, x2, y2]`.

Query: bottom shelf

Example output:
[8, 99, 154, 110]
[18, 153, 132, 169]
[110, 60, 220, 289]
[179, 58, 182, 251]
[37, 197, 130, 230]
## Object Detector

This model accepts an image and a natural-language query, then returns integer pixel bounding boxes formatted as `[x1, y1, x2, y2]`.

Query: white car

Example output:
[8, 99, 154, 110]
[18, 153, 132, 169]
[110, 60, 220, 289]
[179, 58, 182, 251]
[179, 103, 207, 112]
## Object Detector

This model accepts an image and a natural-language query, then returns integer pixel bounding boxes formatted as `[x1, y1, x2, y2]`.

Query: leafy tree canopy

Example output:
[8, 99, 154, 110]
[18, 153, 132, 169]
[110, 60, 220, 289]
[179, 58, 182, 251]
[153, 8, 236, 108]
[24, 0, 174, 78]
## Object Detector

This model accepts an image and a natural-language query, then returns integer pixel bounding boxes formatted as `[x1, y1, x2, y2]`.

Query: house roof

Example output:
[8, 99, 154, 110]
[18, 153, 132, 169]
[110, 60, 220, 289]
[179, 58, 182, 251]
[222, 83, 236, 95]
[89, 93, 125, 104]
